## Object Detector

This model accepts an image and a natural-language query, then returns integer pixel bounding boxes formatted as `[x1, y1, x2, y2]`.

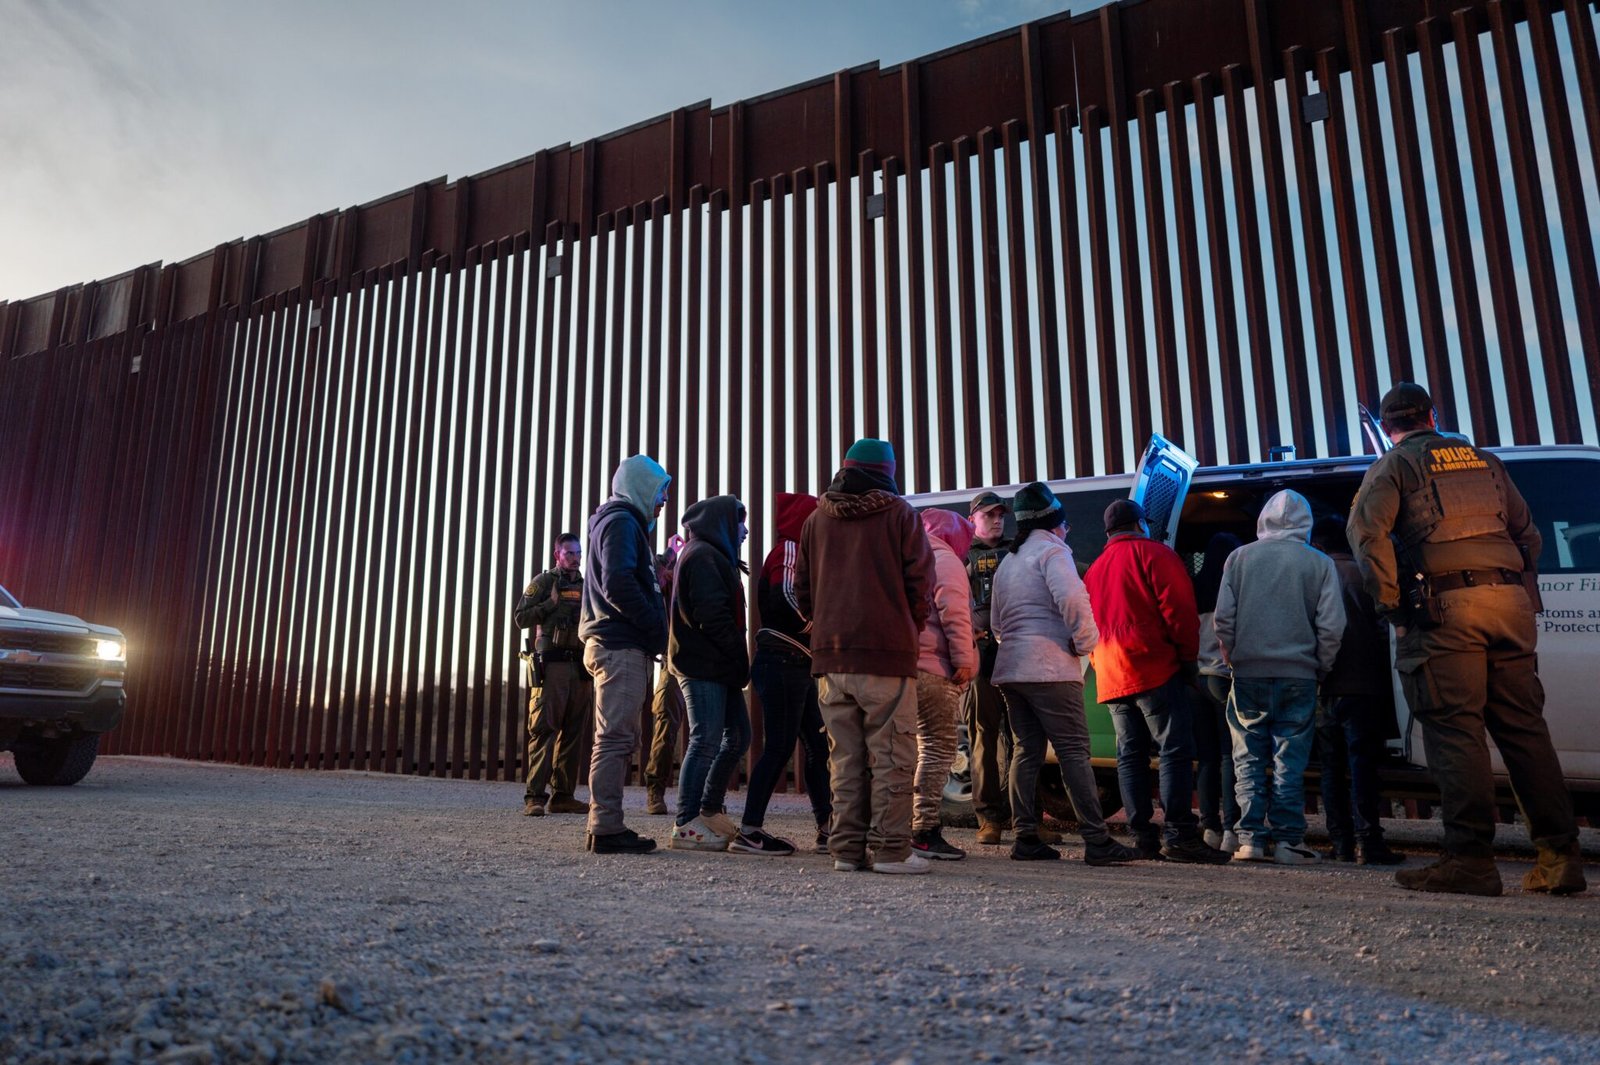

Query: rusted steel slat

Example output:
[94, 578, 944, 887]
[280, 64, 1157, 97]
[952, 136, 985, 484]
[745, 181, 767, 557]
[608, 211, 630, 501]
[1340, 0, 1413, 383]
[1244, 0, 1315, 453]
[685, 188, 705, 508]
[1220, 66, 1282, 459]
[1313, 47, 1381, 410]
[1414, 19, 1499, 441]
[433, 248, 474, 777]
[1527, 0, 1600, 426]
[1022, 24, 1064, 481]
[462, 248, 499, 779]
[975, 128, 1009, 487]
[726, 108, 748, 501]
[1000, 120, 1038, 480]
[767, 175, 789, 491]
[789, 168, 811, 492]
[880, 157, 908, 486]
[1051, 106, 1096, 477]
[811, 162, 833, 490]
[707, 192, 726, 496]
[834, 72, 857, 462]
[628, 202, 650, 459]
[665, 190, 687, 521]
[857, 150, 881, 444]
[503, 238, 538, 782]
[645, 197, 668, 460]
[1281, 46, 1351, 457]
[1451, 9, 1538, 444]
[901, 62, 934, 488]
[1133, 94, 1184, 449]
[410, 250, 455, 773]
[928, 143, 960, 486]
[1380, 29, 1455, 419]
[1487, 1, 1580, 439]
[569, 219, 599, 553]
[1561, 0, 1600, 219]
[1102, 7, 1152, 464]
[1081, 107, 1124, 471]
[1161, 83, 1218, 467]
[484, 243, 520, 779]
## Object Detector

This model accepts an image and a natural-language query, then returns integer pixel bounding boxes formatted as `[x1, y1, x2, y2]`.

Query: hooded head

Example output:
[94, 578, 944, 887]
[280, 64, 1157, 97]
[612, 454, 672, 531]
[1257, 489, 1314, 543]
[842, 438, 896, 480]
[775, 492, 819, 542]
[680, 495, 747, 561]
[921, 508, 976, 558]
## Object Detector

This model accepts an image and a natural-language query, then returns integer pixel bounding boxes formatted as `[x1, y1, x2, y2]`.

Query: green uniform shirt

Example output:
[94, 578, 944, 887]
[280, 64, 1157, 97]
[1347, 430, 1540, 618]
[515, 567, 585, 652]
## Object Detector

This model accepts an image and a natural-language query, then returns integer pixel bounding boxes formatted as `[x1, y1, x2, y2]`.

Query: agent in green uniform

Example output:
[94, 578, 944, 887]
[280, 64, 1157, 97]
[517, 532, 594, 817]
[1347, 383, 1585, 896]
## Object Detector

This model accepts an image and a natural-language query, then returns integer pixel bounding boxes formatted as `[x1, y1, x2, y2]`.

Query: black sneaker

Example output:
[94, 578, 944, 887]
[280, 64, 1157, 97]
[1010, 835, 1061, 861]
[1137, 835, 1166, 861]
[1161, 837, 1233, 864]
[1084, 838, 1141, 866]
[730, 828, 797, 856]
[912, 828, 968, 862]
[814, 826, 831, 855]
[587, 828, 657, 854]
[1358, 839, 1405, 866]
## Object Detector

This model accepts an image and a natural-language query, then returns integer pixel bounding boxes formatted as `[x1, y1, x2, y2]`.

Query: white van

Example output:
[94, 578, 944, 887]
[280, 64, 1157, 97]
[912, 436, 1600, 820]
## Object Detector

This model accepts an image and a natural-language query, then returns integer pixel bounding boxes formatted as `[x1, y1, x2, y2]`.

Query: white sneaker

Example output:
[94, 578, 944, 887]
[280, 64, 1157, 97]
[668, 817, 730, 851]
[1203, 829, 1224, 850]
[702, 810, 740, 839]
[1220, 830, 1240, 853]
[833, 859, 866, 872]
[1274, 842, 1321, 865]
[872, 853, 932, 875]
[1235, 843, 1272, 862]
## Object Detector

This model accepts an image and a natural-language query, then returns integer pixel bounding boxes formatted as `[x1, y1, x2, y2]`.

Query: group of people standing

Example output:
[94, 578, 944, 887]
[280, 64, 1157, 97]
[513, 381, 1585, 896]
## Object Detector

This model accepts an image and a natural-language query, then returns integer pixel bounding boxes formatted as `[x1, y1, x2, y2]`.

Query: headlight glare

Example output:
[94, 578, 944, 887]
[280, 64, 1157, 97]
[95, 639, 125, 661]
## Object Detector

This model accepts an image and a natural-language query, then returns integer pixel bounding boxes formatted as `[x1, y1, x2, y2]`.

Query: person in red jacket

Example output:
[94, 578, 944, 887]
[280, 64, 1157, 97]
[1084, 499, 1229, 864]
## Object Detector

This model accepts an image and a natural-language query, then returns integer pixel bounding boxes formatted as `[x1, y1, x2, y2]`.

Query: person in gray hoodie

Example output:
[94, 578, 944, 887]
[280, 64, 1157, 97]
[579, 454, 672, 855]
[1215, 489, 1345, 865]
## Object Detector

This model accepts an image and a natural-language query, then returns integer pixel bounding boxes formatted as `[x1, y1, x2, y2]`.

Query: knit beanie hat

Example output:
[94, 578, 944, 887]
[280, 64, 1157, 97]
[1103, 498, 1146, 534]
[1012, 481, 1065, 536]
[842, 438, 896, 479]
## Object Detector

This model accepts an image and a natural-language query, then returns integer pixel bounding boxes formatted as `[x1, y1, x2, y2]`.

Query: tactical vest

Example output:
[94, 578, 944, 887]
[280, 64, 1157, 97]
[1395, 437, 1508, 550]
[540, 569, 585, 652]
[967, 540, 1010, 636]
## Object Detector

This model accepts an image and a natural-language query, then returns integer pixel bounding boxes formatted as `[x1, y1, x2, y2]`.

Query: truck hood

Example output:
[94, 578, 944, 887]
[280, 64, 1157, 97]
[0, 605, 123, 639]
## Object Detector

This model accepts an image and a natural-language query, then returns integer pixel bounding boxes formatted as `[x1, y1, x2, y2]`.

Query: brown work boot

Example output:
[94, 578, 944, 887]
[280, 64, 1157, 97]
[546, 793, 589, 814]
[1395, 855, 1502, 897]
[522, 797, 545, 817]
[645, 785, 669, 816]
[975, 818, 1006, 846]
[1522, 841, 1588, 896]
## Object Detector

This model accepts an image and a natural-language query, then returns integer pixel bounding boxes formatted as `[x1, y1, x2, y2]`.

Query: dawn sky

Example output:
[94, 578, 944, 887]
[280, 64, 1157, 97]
[0, 0, 1089, 303]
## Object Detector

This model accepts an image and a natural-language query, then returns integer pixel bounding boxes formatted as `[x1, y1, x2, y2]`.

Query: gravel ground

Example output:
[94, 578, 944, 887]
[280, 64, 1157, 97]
[2, 755, 1597, 1065]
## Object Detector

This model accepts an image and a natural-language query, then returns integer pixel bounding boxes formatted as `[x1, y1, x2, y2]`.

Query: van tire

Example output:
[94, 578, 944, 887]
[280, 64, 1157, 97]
[13, 734, 99, 786]
[1037, 765, 1125, 824]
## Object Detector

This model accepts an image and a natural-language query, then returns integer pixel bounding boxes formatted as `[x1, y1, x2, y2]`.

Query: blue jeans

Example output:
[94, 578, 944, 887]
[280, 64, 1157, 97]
[743, 648, 831, 829]
[1316, 694, 1389, 848]
[675, 678, 751, 826]
[1227, 677, 1318, 847]
[1107, 673, 1198, 847]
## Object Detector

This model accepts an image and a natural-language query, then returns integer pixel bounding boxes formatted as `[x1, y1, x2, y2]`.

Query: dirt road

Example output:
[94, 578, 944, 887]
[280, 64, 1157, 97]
[3, 756, 1595, 1064]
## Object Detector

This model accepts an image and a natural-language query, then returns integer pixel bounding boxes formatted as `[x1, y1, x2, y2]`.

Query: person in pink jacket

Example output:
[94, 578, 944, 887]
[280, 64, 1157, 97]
[911, 508, 980, 860]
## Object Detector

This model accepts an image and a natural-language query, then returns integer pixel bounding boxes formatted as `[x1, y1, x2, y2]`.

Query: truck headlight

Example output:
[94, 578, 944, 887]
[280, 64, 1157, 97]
[95, 639, 125, 661]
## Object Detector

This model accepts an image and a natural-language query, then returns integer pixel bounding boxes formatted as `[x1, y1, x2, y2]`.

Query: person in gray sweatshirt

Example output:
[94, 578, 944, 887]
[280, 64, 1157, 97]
[1215, 490, 1345, 866]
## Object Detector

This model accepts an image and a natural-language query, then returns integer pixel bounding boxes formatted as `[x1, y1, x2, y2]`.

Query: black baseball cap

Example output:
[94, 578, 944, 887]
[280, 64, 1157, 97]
[1379, 382, 1433, 421]
[969, 491, 1008, 516]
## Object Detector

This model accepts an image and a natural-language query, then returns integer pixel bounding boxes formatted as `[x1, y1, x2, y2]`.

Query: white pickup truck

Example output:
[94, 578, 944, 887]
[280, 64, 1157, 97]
[0, 583, 126, 785]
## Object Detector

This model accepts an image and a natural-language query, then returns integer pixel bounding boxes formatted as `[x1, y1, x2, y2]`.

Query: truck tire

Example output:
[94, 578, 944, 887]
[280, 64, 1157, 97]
[13, 734, 100, 786]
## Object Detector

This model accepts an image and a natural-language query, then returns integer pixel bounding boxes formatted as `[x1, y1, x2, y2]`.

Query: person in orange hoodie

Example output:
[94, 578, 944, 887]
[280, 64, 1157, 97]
[1083, 499, 1229, 865]
[910, 508, 980, 861]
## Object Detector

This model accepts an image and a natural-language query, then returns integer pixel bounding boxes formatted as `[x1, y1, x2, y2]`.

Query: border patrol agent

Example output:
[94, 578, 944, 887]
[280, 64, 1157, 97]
[517, 532, 594, 818]
[1347, 383, 1585, 897]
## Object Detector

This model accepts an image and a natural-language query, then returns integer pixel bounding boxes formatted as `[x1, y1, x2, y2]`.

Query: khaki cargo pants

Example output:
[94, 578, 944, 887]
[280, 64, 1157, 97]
[818, 672, 918, 865]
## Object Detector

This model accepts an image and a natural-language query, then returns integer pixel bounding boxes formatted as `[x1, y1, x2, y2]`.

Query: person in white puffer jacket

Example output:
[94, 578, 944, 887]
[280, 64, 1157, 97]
[991, 481, 1140, 867]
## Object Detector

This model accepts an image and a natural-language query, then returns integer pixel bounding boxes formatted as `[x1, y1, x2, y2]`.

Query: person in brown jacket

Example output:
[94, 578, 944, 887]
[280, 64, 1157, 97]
[795, 438, 936, 875]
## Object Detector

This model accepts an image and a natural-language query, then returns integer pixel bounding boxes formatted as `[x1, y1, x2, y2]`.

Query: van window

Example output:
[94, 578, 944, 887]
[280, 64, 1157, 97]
[1507, 458, 1600, 574]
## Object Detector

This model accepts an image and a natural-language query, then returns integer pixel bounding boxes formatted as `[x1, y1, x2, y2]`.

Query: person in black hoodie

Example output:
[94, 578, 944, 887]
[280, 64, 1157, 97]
[737, 492, 831, 857]
[580, 454, 672, 855]
[668, 495, 753, 851]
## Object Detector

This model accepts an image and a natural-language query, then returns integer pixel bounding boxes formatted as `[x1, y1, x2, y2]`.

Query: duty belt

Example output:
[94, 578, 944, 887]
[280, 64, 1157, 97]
[1428, 568, 1520, 593]
[541, 648, 583, 663]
